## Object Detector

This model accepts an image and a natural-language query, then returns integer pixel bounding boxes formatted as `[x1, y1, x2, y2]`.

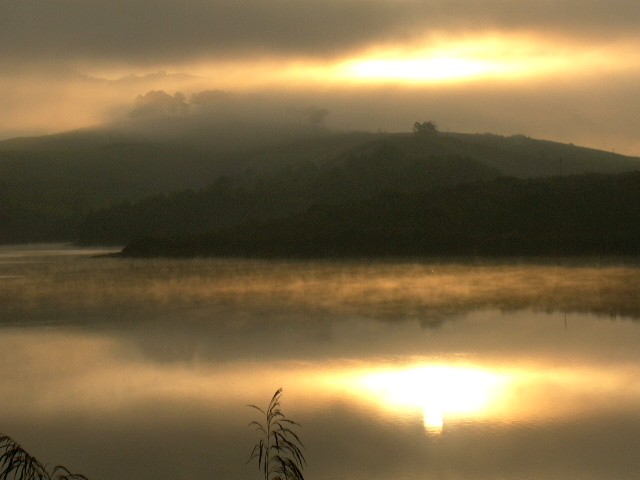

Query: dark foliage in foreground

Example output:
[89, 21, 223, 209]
[0, 435, 87, 480]
[121, 171, 640, 258]
[248, 389, 306, 480]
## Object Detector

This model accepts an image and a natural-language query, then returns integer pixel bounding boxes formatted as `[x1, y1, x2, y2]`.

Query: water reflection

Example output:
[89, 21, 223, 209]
[3, 322, 640, 480]
[327, 358, 640, 438]
[3, 245, 640, 480]
[355, 365, 509, 434]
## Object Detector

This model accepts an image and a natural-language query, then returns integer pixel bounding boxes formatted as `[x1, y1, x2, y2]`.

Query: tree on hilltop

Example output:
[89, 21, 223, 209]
[413, 121, 438, 136]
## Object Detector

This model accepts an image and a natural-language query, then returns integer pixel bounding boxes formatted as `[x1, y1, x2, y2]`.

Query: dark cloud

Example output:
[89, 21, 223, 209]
[0, 0, 408, 64]
[1, 0, 639, 65]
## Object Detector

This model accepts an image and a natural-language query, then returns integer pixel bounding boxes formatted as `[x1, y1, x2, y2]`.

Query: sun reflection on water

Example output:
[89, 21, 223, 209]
[352, 364, 510, 434]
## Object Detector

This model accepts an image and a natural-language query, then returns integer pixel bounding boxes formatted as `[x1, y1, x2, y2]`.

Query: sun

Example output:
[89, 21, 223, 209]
[332, 33, 579, 85]
[343, 56, 498, 83]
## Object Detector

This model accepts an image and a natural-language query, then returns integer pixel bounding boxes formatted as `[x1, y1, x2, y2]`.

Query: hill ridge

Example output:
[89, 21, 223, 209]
[2, 124, 640, 245]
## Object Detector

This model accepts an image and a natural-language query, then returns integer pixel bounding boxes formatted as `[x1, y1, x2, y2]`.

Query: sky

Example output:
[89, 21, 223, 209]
[2, 0, 640, 155]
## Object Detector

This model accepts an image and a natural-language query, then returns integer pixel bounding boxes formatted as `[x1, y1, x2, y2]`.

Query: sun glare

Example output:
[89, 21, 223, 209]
[344, 57, 495, 83]
[331, 34, 634, 85]
[108, 34, 640, 94]
[357, 364, 509, 434]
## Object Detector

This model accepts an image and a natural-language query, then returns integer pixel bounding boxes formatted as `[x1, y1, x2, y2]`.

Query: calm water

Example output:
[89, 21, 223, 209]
[2, 244, 640, 480]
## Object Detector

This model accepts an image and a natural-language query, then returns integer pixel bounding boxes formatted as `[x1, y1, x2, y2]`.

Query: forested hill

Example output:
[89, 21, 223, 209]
[2, 123, 640, 244]
[76, 141, 500, 245]
[121, 171, 640, 258]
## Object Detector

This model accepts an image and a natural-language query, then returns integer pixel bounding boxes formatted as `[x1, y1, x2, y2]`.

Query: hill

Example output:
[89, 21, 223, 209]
[120, 171, 640, 258]
[2, 120, 640, 244]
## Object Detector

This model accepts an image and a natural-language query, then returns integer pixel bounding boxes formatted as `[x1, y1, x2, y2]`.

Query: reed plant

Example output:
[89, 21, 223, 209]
[248, 388, 306, 480]
[3, 389, 304, 480]
[0, 435, 87, 480]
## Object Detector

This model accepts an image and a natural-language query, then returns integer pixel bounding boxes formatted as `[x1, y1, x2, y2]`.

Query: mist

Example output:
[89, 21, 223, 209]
[3, 62, 640, 156]
[2, 0, 640, 154]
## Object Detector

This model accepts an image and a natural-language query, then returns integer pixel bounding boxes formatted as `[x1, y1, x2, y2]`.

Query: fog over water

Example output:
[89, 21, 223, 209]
[2, 245, 640, 480]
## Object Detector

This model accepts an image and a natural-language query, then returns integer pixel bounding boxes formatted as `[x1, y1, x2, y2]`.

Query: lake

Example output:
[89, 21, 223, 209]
[2, 244, 640, 480]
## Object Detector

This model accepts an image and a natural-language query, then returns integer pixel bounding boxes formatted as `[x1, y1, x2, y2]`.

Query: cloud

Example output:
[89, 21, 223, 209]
[2, 0, 639, 67]
[3, 65, 640, 157]
[1, 0, 640, 155]
[128, 88, 331, 129]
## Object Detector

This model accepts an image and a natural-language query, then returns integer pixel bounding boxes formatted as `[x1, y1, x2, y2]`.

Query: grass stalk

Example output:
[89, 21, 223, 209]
[248, 388, 306, 480]
[0, 435, 87, 480]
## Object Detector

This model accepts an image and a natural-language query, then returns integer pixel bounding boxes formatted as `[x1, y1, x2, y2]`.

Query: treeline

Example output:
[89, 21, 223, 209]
[121, 171, 640, 258]
[4, 127, 640, 245]
[78, 146, 497, 245]
[0, 142, 223, 244]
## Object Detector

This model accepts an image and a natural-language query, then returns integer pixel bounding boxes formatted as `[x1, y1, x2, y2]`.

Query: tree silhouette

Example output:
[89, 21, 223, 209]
[413, 120, 438, 135]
